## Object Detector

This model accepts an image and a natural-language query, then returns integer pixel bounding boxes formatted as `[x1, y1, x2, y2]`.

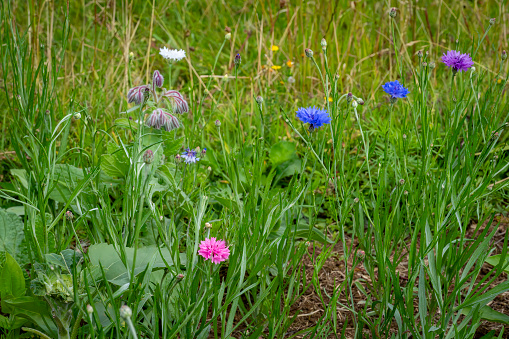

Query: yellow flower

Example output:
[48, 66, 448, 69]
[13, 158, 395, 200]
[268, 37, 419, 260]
[286, 60, 294, 67]
[323, 96, 333, 102]
[271, 45, 279, 52]
[271, 65, 282, 70]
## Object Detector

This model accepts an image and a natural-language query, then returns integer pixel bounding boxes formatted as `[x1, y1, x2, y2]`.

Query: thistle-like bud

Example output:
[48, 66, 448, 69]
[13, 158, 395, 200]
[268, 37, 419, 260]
[346, 92, 353, 103]
[425, 51, 429, 58]
[127, 85, 150, 105]
[234, 53, 241, 66]
[356, 98, 364, 105]
[489, 18, 496, 25]
[417, 50, 423, 59]
[399, 179, 405, 185]
[177, 274, 184, 280]
[175, 154, 182, 163]
[225, 33, 231, 41]
[502, 50, 507, 61]
[65, 211, 74, 221]
[321, 38, 327, 51]
[354, 197, 359, 203]
[119, 305, 132, 320]
[86, 304, 93, 314]
[201, 148, 207, 156]
[74, 113, 81, 120]
[422, 62, 427, 67]
[429, 61, 436, 69]
[351, 100, 358, 108]
[255, 96, 264, 104]
[143, 150, 154, 164]
[215, 119, 221, 127]
[305, 48, 313, 58]
[389, 7, 397, 18]
[152, 70, 164, 88]
[357, 250, 365, 262]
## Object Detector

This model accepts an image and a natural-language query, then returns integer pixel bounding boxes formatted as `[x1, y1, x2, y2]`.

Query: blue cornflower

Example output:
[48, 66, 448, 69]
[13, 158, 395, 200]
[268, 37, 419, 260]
[296, 106, 331, 131]
[382, 80, 409, 103]
[181, 148, 200, 164]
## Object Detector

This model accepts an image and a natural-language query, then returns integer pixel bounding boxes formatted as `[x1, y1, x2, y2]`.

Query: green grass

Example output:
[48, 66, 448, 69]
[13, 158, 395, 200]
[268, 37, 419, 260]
[1, 0, 509, 338]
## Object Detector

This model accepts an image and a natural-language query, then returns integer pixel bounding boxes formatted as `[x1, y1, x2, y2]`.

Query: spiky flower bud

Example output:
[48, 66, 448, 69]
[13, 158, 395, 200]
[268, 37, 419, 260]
[65, 211, 74, 221]
[234, 53, 241, 66]
[143, 150, 154, 164]
[489, 18, 496, 26]
[399, 179, 405, 185]
[356, 98, 364, 105]
[321, 38, 327, 47]
[225, 33, 231, 41]
[389, 7, 397, 18]
[255, 96, 264, 104]
[422, 62, 427, 67]
[175, 154, 182, 163]
[215, 119, 221, 127]
[127, 85, 150, 105]
[502, 50, 507, 61]
[357, 250, 365, 262]
[120, 305, 132, 320]
[152, 70, 164, 88]
[429, 61, 436, 69]
[346, 92, 353, 103]
[417, 50, 423, 59]
[201, 148, 207, 156]
[305, 48, 313, 58]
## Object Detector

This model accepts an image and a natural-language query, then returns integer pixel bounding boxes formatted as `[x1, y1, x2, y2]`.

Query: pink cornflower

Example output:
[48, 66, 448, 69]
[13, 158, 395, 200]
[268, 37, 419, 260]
[198, 237, 230, 264]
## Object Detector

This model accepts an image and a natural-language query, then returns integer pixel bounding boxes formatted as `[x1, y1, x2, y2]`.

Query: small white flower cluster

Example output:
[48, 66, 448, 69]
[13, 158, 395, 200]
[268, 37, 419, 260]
[159, 47, 186, 61]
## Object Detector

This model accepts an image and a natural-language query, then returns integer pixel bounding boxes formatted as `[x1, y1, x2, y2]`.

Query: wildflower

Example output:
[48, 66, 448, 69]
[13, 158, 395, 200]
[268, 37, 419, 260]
[215, 119, 221, 127]
[417, 50, 423, 59]
[177, 274, 184, 279]
[287, 60, 294, 67]
[159, 47, 186, 61]
[323, 96, 333, 102]
[225, 33, 231, 40]
[161, 90, 189, 113]
[441, 50, 474, 74]
[429, 61, 436, 69]
[198, 237, 230, 264]
[175, 154, 182, 163]
[356, 98, 365, 105]
[489, 18, 496, 26]
[127, 85, 150, 105]
[354, 197, 359, 203]
[271, 45, 279, 52]
[129, 52, 134, 60]
[382, 80, 409, 104]
[296, 106, 332, 130]
[74, 113, 81, 120]
[152, 70, 164, 88]
[120, 305, 132, 320]
[234, 53, 241, 66]
[65, 211, 74, 221]
[201, 148, 207, 156]
[347, 92, 353, 103]
[146, 109, 180, 131]
[288, 76, 296, 84]
[271, 65, 281, 70]
[351, 100, 358, 108]
[357, 250, 365, 262]
[86, 304, 93, 314]
[502, 50, 507, 61]
[143, 150, 154, 164]
[389, 7, 397, 18]
[305, 48, 314, 58]
[321, 38, 327, 49]
[205, 222, 212, 228]
[181, 148, 200, 164]
[255, 96, 264, 104]
[399, 179, 405, 185]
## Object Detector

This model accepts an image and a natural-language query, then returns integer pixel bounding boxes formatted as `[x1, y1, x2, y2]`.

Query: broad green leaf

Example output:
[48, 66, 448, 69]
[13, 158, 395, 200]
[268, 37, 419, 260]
[0, 208, 27, 265]
[0, 251, 26, 299]
[162, 131, 184, 158]
[0, 314, 26, 330]
[269, 141, 297, 166]
[88, 243, 186, 286]
[100, 143, 130, 178]
[485, 255, 509, 273]
[2, 296, 57, 337]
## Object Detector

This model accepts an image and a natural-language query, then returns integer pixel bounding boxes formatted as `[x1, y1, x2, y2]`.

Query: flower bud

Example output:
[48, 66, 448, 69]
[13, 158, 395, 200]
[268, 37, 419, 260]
[346, 92, 353, 103]
[143, 150, 154, 164]
[399, 179, 405, 185]
[152, 70, 164, 88]
[354, 197, 359, 203]
[177, 274, 184, 279]
[422, 62, 427, 67]
[129, 52, 134, 60]
[74, 113, 81, 120]
[215, 119, 221, 127]
[429, 61, 436, 69]
[351, 100, 358, 108]
[489, 18, 496, 25]
[321, 38, 327, 47]
[175, 154, 182, 163]
[65, 211, 74, 221]
[502, 50, 507, 61]
[119, 305, 132, 319]
[225, 33, 231, 40]
[255, 96, 264, 104]
[417, 50, 423, 59]
[305, 48, 313, 58]
[201, 148, 207, 156]
[205, 222, 212, 228]
[357, 250, 365, 262]
[287, 76, 295, 84]
[356, 98, 364, 105]
[389, 7, 397, 18]
[86, 304, 93, 314]
[234, 53, 241, 66]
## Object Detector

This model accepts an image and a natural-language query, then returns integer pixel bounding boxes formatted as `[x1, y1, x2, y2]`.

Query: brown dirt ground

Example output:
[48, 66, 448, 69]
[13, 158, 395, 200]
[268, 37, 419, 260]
[284, 215, 509, 338]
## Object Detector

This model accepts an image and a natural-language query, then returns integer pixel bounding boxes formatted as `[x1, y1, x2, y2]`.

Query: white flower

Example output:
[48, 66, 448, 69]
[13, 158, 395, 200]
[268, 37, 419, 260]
[159, 47, 186, 61]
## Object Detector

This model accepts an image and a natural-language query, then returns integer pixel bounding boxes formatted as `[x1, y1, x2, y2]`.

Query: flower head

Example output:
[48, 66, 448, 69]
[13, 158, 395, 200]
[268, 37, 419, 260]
[159, 47, 186, 61]
[296, 106, 331, 130]
[271, 45, 279, 52]
[382, 80, 409, 102]
[146, 109, 180, 131]
[143, 150, 154, 164]
[152, 70, 164, 88]
[181, 147, 200, 164]
[441, 50, 474, 73]
[127, 85, 150, 105]
[234, 53, 241, 66]
[198, 237, 230, 264]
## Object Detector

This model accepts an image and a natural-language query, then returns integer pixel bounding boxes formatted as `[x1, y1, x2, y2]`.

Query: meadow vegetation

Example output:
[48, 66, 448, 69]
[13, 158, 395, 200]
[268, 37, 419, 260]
[1, 0, 509, 338]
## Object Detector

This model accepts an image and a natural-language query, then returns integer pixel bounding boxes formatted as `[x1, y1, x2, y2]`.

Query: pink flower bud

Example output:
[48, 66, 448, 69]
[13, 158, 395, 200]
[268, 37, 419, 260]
[127, 85, 150, 104]
[153, 70, 164, 88]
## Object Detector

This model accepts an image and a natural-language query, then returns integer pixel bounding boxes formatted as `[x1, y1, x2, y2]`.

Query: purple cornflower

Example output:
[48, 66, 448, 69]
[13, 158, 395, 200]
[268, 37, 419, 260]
[296, 106, 331, 131]
[181, 148, 200, 164]
[441, 50, 474, 74]
[382, 80, 409, 104]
